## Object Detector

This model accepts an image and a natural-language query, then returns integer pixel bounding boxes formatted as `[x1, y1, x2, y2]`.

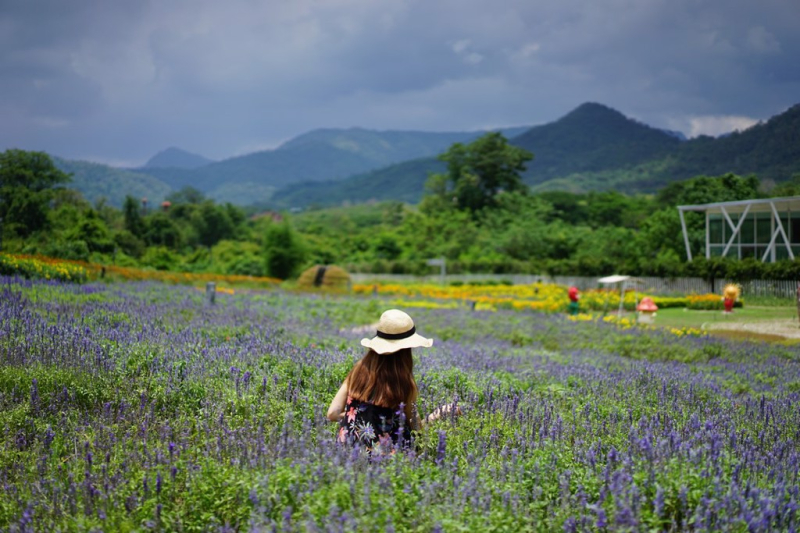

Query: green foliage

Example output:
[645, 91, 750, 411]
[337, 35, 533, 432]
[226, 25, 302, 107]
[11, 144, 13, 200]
[37, 239, 91, 261]
[427, 132, 533, 214]
[145, 212, 183, 248]
[0, 150, 71, 238]
[193, 201, 235, 247]
[211, 240, 265, 276]
[766, 173, 800, 197]
[113, 229, 146, 258]
[264, 221, 306, 279]
[66, 209, 115, 254]
[2, 188, 52, 237]
[166, 186, 206, 205]
[656, 172, 761, 207]
[140, 246, 180, 271]
[0, 149, 71, 191]
[123, 195, 146, 238]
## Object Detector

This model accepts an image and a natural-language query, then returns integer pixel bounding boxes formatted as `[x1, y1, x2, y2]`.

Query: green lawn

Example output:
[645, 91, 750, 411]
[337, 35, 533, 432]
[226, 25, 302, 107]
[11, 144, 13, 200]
[651, 306, 797, 329]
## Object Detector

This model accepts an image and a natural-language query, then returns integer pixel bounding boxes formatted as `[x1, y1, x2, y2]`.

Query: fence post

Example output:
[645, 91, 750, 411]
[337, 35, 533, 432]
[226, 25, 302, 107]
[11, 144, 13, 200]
[206, 282, 216, 305]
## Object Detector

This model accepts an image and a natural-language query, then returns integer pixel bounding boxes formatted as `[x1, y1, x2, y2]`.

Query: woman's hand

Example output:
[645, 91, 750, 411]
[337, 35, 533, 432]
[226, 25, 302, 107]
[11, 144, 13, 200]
[425, 403, 463, 424]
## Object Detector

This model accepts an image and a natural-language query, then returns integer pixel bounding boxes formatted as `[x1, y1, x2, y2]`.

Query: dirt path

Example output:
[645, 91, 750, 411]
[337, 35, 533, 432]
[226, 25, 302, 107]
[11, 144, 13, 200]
[705, 317, 800, 339]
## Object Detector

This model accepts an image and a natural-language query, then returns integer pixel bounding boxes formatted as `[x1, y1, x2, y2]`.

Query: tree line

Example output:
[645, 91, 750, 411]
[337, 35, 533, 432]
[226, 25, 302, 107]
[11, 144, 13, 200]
[2, 137, 799, 282]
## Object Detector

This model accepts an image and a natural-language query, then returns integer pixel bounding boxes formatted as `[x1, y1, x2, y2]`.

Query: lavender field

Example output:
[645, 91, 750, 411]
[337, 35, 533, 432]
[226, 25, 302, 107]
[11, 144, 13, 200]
[1, 277, 799, 532]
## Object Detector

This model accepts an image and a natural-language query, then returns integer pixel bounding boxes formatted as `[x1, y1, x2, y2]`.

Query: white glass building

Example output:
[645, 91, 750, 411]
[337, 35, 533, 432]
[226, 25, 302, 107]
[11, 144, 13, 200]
[677, 197, 800, 262]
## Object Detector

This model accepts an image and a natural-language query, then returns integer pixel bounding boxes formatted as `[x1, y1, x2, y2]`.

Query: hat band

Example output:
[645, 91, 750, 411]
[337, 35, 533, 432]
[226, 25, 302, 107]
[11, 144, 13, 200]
[376, 326, 416, 340]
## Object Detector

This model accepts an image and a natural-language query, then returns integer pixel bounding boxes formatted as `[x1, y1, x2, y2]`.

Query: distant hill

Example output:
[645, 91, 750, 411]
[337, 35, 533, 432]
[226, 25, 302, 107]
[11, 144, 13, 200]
[270, 103, 683, 207]
[125, 127, 531, 204]
[271, 158, 447, 208]
[277, 128, 478, 166]
[270, 102, 800, 207]
[54, 158, 172, 207]
[143, 147, 214, 169]
[531, 103, 800, 193]
[52, 103, 799, 209]
[513, 102, 682, 185]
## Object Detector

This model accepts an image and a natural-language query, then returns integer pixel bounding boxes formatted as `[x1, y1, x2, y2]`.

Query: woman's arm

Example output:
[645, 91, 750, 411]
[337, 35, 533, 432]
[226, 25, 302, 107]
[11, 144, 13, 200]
[326, 380, 348, 422]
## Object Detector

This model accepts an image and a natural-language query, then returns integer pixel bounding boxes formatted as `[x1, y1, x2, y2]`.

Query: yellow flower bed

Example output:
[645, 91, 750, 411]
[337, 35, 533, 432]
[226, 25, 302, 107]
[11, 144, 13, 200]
[687, 293, 743, 310]
[390, 299, 461, 310]
[567, 313, 705, 337]
[0, 253, 281, 287]
[0, 253, 88, 282]
[354, 282, 692, 313]
[356, 282, 730, 339]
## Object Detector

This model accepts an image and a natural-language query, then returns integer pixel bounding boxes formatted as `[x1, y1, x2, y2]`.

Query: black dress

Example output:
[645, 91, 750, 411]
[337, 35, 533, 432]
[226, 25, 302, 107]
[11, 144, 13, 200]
[337, 396, 412, 453]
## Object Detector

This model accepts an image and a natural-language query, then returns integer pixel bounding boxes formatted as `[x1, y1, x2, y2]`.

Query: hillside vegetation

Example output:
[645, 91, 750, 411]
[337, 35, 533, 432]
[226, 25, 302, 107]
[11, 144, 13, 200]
[270, 103, 800, 208]
[3, 145, 800, 282]
[54, 158, 173, 207]
[49, 102, 799, 209]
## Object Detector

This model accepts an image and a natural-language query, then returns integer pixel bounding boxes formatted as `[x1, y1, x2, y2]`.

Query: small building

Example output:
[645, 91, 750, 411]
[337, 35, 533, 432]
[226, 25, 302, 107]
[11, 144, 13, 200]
[677, 196, 800, 262]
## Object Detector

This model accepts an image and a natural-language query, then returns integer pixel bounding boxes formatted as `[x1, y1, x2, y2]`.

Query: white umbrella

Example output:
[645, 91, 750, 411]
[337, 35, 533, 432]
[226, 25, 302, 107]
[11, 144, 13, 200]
[598, 275, 644, 316]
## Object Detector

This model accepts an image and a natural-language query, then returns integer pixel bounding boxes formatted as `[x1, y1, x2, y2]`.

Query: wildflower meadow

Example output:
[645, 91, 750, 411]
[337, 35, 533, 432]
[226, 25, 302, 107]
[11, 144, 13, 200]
[1, 275, 799, 531]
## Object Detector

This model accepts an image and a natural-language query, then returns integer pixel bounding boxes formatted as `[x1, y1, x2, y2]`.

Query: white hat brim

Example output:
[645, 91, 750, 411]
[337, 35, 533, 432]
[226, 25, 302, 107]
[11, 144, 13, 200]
[360, 333, 433, 354]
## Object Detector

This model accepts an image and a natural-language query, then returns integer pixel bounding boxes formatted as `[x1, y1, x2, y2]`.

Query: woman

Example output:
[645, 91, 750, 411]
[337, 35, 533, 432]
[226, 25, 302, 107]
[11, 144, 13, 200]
[327, 309, 455, 452]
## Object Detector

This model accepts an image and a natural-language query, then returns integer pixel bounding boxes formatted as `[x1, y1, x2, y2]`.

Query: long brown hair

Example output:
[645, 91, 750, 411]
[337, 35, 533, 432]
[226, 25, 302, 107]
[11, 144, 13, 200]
[347, 348, 418, 420]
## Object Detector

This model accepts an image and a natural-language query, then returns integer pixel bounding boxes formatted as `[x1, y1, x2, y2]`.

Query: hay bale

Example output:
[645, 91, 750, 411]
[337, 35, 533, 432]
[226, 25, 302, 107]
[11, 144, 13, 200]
[296, 265, 351, 291]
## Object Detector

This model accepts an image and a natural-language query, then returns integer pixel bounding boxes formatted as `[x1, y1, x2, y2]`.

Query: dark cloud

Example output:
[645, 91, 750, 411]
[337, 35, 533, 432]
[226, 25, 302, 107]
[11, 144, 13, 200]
[0, 0, 797, 164]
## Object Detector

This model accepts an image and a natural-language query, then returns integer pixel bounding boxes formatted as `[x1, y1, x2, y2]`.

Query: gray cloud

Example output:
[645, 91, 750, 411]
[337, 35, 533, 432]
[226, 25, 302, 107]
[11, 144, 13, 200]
[0, 0, 798, 165]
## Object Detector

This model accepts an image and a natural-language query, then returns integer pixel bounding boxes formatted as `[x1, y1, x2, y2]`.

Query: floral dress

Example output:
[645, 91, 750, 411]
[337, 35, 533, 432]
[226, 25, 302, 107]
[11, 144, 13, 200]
[338, 396, 412, 453]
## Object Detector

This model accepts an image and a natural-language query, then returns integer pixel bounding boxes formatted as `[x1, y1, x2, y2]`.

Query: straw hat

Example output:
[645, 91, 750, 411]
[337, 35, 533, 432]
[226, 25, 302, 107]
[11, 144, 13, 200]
[360, 309, 433, 354]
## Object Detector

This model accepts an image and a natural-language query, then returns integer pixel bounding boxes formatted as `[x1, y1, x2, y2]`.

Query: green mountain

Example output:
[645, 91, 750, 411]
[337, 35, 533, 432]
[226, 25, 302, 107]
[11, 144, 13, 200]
[270, 158, 447, 208]
[143, 147, 214, 169]
[277, 127, 482, 165]
[532, 102, 800, 193]
[271, 103, 683, 208]
[271, 102, 800, 208]
[54, 158, 172, 207]
[513, 102, 682, 184]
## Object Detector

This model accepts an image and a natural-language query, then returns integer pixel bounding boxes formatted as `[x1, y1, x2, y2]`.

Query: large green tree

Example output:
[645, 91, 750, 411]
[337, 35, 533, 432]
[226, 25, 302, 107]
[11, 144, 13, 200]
[123, 195, 146, 239]
[193, 201, 235, 247]
[425, 132, 533, 214]
[0, 150, 71, 237]
[656, 173, 760, 207]
[264, 220, 305, 279]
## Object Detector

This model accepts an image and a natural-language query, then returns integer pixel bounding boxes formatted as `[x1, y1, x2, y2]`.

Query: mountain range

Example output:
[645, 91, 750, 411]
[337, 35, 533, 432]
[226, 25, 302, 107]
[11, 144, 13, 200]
[52, 102, 800, 208]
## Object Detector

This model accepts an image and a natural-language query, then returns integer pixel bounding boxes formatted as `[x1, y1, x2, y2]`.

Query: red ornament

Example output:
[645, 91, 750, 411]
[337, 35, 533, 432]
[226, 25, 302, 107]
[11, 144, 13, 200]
[568, 286, 579, 302]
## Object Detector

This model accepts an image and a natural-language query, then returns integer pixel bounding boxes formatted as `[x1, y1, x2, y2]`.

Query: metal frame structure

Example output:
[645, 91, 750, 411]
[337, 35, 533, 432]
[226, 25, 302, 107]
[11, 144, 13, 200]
[677, 196, 800, 262]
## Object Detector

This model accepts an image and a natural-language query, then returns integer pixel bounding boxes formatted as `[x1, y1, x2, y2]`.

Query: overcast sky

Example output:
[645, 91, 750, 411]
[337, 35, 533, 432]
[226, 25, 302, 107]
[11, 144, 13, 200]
[1, 0, 798, 166]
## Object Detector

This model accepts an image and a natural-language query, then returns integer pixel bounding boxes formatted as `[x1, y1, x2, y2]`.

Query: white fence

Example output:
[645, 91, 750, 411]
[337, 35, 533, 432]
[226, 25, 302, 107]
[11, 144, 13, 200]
[349, 273, 800, 298]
